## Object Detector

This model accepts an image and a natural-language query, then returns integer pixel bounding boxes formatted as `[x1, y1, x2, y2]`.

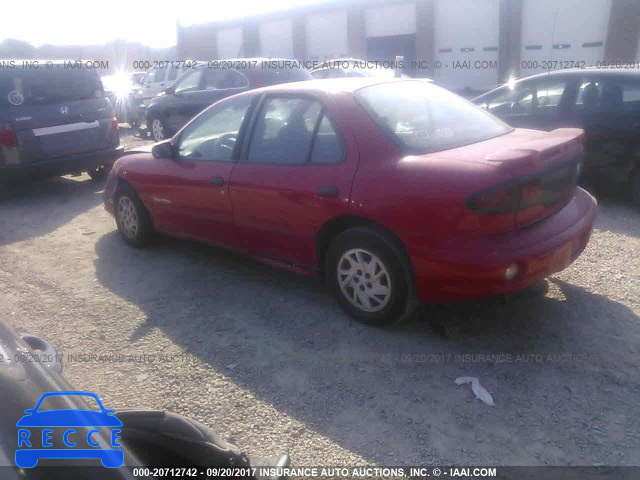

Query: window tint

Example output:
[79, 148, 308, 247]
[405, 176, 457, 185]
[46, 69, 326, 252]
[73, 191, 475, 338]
[174, 70, 203, 94]
[575, 78, 640, 113]
[204, 69, 249, 90]
[177, 96, 252, 162]
[247, 97, 322, 164]
[533, 78, 569, 114]
[356, 81, 511, 153]
[0, 67, 103, 106]
[484, 84, 534, 115]
[310, 114, 345, 164]
[167, 67, 180, 82]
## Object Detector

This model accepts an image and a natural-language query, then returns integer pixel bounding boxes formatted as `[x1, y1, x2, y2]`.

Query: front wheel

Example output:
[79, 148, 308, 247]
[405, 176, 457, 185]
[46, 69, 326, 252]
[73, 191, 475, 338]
[114, 184, 154, 247]
[326, 227, 413, 326]
[149, 116, 168, 142]
[87, 166, 107, 181]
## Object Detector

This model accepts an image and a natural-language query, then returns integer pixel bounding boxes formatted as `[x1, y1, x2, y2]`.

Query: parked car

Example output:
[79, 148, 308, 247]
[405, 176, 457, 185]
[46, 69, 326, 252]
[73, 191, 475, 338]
[472, 68, 640, 205]
[104, 78, 597, 326]
[0, 62, 123, 187]
[0, 318, 289, 477]
[145, 58, 313, 141]
[310, 58, 411, 80]
[101, 74, 139, 126]
[129, 71, 146, 86]
[137, 64, 190, 104]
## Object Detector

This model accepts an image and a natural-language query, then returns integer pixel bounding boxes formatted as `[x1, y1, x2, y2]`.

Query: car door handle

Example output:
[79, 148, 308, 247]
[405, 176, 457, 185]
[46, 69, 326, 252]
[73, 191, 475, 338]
[210, 176, 225, 186]
[316, 186, 339, 198]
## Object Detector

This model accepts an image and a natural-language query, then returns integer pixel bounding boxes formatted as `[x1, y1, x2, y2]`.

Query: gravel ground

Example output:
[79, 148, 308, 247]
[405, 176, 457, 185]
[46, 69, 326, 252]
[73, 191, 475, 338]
[0, 130, 639, 467]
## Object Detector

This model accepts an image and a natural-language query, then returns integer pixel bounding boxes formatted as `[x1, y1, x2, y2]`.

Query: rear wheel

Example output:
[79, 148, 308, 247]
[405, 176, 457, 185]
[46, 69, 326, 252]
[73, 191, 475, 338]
[114, 183, 154, 247]
[326, 227, 413, 326]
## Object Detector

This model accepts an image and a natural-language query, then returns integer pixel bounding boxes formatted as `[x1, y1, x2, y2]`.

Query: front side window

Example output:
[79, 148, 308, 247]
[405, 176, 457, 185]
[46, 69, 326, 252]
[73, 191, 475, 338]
[203, 69, 249, 90]
[356, 81, 512, 153]
[533, 78, 570, 114]
[177, 96, 252, 162]
[483, 83, 534, 115]
[174, 70, 203, 94]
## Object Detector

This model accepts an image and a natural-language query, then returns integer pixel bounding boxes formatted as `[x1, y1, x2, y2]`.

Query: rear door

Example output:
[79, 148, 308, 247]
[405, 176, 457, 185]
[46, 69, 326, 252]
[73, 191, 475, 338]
[571, 74, 640, 182]
[229, 93, 359, 268]
[0, 66, 115, 163]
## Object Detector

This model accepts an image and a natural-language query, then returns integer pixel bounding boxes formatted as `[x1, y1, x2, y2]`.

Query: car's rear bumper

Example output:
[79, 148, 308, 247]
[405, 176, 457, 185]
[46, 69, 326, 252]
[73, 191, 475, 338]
[1, 146, 124, 182]
[407, 187, 598, 302]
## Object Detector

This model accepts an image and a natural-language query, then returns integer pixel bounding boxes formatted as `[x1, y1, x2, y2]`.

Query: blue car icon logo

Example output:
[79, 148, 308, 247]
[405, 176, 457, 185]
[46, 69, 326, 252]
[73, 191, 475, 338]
[16, 391, 124, 468]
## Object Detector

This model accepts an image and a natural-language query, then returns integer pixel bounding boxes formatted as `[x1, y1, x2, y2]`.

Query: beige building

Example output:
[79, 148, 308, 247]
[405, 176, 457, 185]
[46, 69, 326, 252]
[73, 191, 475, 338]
[177, 0, 640, 91]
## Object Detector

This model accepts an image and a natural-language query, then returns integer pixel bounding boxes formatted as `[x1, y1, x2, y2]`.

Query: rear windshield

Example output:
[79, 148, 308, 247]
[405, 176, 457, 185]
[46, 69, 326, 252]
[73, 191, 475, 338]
[0, 66, 104, 107]
[354, 81, 512, 153]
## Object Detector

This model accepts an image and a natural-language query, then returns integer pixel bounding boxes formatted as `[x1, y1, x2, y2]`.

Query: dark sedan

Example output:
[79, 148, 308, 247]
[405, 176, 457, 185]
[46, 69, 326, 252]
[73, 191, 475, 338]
[473, 68, 640, 205]
[145, 59, 312, 141]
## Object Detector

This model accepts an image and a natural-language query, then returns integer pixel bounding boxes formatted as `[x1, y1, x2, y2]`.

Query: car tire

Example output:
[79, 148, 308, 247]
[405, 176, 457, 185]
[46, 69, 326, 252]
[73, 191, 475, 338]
[87, 166, 107, 181]
[631, 171, 640, 207]
[114, 183, 154, 248]
[149, 115, 168, 142]
[326, 226, 414, 327]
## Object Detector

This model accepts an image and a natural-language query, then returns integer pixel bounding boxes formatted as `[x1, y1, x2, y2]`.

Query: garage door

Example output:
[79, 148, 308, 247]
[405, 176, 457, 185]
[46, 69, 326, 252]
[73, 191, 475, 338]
[433, 0, 500, 92]
[365, 3, 416, 72]
[521, 0, 612, 77]
[306, 11, 348, 61]
[259, 19, 294, 58]
[217, 28, 244, 59]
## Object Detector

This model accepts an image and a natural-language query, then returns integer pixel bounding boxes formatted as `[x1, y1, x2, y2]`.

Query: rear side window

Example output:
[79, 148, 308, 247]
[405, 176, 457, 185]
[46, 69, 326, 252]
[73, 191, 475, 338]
[247, 96, 344, 165]
[575, 77, 640, 113]
[0, 67, 103, 107]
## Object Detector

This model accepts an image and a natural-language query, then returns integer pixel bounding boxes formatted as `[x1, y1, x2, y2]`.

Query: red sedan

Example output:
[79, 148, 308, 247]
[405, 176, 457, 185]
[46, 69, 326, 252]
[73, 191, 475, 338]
[104, 78, 598, 326]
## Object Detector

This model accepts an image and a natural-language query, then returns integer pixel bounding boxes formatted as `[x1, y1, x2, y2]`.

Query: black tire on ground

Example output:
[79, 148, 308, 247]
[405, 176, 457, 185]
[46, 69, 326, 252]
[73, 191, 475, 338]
[326, 226, 414, 327]
[631, 171, 640, 207]
[87, 166, 107, 181]
[114, 183, 154, 248]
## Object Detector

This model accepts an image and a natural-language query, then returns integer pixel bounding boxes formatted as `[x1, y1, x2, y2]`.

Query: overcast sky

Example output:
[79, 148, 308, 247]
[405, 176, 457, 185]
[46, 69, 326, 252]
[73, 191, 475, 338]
[3, 0, 333, 48]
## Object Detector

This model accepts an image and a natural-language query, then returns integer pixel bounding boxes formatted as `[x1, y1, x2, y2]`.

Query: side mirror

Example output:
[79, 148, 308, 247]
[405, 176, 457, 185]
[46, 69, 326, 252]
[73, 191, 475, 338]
[152, 140, 174, 159]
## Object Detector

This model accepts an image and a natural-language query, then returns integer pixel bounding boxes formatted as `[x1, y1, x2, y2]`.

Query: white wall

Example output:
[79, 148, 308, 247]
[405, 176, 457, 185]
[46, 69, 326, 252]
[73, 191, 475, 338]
[217, 28, 244, 59]
[305, 10, 348, 60]
[521, 0, 612, 76]
[433, 0, 500, 91]
[259, 19, 294, 58]
[365, 3, 416, 37]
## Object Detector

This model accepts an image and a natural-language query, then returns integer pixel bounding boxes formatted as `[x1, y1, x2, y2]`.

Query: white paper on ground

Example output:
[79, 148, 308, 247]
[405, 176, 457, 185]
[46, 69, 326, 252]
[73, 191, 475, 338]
[455, 376, 495, 406]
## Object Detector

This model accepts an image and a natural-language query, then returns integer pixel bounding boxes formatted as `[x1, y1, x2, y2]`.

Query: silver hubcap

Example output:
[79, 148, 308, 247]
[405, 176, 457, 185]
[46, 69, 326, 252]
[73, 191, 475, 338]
[337, 248, 391, 312]
[152, 119, 164, 140]
[117, 196, 139, 239]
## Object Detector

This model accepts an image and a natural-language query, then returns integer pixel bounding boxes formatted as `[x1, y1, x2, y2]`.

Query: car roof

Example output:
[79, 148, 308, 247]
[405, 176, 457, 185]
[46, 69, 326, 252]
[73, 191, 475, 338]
[241, 77, 427, 96]
[516, 67, 640, 81]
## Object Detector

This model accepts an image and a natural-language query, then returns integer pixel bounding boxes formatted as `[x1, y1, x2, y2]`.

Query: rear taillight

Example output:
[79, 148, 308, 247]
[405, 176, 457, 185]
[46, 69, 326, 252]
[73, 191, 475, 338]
[0, 124, 17, 147]
[467, 186, 521, 215]
[111, 116, 119, 132]
[468, 159, 579, 215]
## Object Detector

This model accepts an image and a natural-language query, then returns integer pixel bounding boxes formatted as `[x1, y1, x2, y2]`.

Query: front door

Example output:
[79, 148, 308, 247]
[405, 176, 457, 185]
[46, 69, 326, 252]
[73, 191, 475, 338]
[153, 94, 254, 246]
